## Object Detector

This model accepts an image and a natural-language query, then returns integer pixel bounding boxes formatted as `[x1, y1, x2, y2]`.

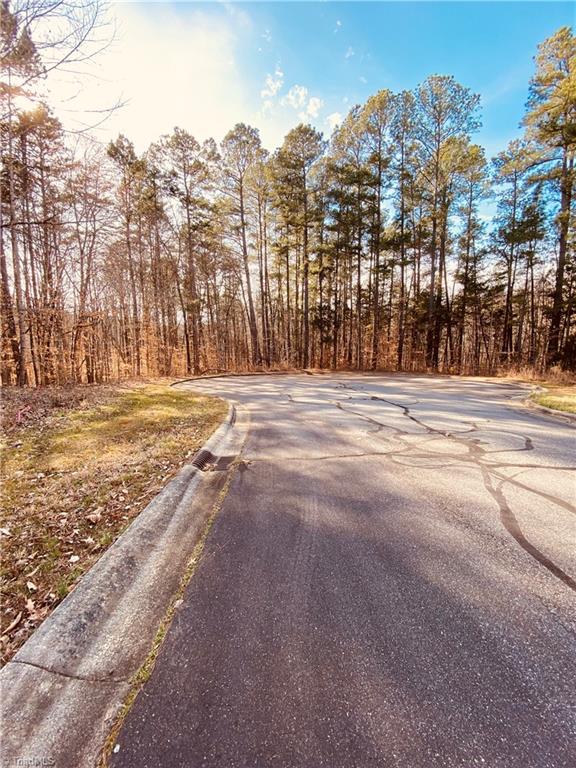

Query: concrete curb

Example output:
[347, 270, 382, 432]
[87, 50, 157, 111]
[523, 396, 576, 424]
[514, 383, 576, 424]
[0, 402, 247, 768]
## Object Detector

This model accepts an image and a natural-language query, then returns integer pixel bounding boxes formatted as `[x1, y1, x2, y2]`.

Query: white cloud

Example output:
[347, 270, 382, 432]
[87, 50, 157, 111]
[45, 4, 333, 153]
[334, 19, 342, 33]
[282, 86, 324, 123]
[261, 68, 284, 100]
[345, 46, 355, 59]
[326, 112, 343, 132]
[359, 75, 368, 84]
[259, 80, 327, 146]
[306, 97, 324, 118]
[283, 84, 309, 110]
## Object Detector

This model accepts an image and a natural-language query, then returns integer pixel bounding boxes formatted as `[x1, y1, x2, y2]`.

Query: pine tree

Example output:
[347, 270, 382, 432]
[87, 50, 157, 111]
[272, 124, 325, 368]
[220, 123, 265, 366]
[523, 26, 575, 364]
[414, 75, 481, 368]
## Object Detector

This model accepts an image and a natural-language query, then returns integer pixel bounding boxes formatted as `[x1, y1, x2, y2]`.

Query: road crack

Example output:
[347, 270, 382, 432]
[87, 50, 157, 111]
[332, 393, 576, 592]
[11, 658, 126, 684]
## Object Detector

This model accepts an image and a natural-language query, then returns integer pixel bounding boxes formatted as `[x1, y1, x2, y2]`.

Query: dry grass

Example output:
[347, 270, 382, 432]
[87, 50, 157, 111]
[499, 365, 575, 386]
[496, 365, 575, 414]
[532, 386, 576, 414]
[0, 382, 226, 665]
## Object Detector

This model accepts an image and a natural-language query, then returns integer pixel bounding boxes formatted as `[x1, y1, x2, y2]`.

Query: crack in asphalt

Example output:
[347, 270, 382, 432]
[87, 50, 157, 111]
[335, 401, 409, 437]
[488, 469, 576, 517]
[11, 657, 126, 685]
[480, 467, 576, 591]
[286, 392, 576, 593]
[107, 378, 574, 768]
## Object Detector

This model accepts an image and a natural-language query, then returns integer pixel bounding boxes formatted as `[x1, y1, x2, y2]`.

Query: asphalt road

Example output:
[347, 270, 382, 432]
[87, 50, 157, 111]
[111, 374, 576, 768]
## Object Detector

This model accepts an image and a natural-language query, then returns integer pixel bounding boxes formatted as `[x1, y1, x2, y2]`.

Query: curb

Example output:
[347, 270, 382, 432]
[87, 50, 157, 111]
[0, 403, 247, 768]
[523, 396, 576, 424]
[517, 383, 576, 424]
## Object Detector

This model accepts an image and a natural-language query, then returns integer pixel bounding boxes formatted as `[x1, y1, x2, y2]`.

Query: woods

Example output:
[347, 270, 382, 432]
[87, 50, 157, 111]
[2, 2, 575, 385]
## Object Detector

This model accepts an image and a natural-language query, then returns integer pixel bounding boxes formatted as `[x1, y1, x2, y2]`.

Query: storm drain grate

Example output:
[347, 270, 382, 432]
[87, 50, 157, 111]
[192, 449, 217, 471]
[192, 450, 235, 472]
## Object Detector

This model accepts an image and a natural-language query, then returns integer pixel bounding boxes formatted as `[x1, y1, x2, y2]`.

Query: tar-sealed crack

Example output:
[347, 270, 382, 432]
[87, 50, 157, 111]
[11, 657, 126, 684]
[479, 466, 576, 591]
[333, 394, 576, 592]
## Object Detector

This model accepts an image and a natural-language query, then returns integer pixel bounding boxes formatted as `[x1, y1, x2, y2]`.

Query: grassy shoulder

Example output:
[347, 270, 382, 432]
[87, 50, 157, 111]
[0, 382, 226, 666]
[531, 386, 576, 414]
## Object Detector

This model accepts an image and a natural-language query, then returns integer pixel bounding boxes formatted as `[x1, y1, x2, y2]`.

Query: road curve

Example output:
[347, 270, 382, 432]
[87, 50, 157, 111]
[111, 374, 576, 768]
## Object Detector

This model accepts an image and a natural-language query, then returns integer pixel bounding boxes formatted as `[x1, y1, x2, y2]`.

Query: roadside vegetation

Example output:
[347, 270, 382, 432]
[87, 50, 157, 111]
[507, 366, 576, 414]
[531, 386, 576, 414]
[0, 383, 226, 665]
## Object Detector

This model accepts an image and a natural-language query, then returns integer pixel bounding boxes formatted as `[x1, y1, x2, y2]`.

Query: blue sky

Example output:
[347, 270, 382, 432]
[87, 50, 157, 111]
[243, 1, 573, 153]
[58, 2, 574, 156]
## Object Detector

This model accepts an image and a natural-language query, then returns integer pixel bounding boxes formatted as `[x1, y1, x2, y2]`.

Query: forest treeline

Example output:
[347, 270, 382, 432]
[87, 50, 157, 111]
[2, 2, 575, 385]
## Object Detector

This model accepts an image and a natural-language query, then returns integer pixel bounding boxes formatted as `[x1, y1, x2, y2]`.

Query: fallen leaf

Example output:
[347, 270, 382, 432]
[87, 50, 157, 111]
[26, 581, 38, 592]
[5, 612, 23, 633]
[25, 599, 35, 613]
[69, 555, 79, 563]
